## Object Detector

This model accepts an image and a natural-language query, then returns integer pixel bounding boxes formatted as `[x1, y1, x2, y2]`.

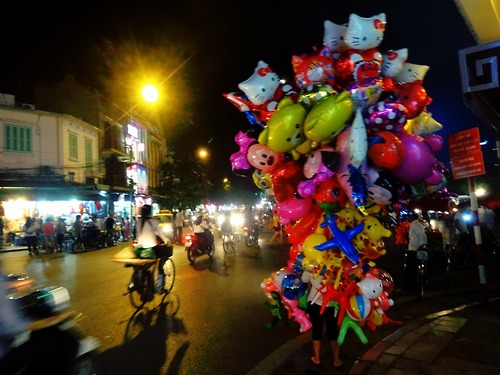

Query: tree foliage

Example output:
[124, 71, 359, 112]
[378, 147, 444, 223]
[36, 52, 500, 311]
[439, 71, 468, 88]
[153, 148, 212, 210]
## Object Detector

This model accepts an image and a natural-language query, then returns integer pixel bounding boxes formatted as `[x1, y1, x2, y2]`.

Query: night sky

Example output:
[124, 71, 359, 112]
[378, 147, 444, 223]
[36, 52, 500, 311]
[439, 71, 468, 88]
[1, 0, 494, 192]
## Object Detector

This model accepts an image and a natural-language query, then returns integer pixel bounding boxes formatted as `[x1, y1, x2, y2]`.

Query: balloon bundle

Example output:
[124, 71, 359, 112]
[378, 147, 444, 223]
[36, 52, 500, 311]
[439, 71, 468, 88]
[224, 12, 446, 344]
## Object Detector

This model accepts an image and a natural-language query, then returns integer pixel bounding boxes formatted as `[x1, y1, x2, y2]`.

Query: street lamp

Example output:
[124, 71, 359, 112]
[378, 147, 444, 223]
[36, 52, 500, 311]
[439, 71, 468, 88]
[142, 85, 159, 103]
[126, 84, 159, 230]
[197, 147, 209, 162]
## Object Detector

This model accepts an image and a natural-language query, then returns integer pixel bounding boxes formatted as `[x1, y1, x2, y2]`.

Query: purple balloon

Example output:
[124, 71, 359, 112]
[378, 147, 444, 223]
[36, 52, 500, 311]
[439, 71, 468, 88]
[391, 132, 443, 185]
[363, 100, 408, 134]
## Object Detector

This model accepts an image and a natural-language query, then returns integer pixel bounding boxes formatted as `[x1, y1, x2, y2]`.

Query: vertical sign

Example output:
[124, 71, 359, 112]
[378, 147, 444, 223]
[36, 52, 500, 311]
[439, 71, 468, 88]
[448, 128, 485, 179]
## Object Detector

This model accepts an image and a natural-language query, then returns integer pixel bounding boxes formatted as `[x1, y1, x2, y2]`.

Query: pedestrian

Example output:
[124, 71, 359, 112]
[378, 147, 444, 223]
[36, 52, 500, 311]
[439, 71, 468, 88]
[55, 217, 66, 252]
[301, 269, 342, 368]
[0, 215, 4, 249]
[132, 216, 137, 240]
[72, 215, 83, 251]
[123, 218, 131, 241]
[119, 217, 126, 241]
[269, 210, 282, 245]
[403, 212, 427, 293]
[105, 215, 115, 240]
[22, 217, 38, 256]
[42, 216, 55, 252]
[175, 210, 185, 244]
[135, 204, 171, 293]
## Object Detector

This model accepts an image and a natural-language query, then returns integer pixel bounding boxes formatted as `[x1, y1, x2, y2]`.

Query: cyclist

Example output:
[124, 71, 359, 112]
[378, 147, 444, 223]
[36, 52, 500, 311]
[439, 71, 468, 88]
[220, 212, 233, 237]
[135, 205, 171, 293]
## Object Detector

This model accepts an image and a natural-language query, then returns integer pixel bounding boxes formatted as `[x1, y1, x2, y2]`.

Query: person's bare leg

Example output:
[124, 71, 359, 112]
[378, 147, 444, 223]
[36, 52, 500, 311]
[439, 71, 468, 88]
[311, 340, 321, 364]
[331, 340, 341, 367]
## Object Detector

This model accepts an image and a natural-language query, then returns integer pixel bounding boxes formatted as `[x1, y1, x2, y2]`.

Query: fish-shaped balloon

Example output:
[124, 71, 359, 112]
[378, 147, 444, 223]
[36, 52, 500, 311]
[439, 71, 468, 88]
[348, 109, 368, 168]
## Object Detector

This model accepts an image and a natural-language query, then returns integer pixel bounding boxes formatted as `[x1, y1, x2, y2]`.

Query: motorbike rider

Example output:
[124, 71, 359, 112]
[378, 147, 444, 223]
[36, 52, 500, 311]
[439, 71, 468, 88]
[0, 270, 99, 374]
[243, 207, 260, 240]
[193, 214, 215, 250]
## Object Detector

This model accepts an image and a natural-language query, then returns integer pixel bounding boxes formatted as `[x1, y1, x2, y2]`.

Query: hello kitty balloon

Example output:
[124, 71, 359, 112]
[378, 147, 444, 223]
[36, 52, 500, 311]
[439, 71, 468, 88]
[394, 62, 430, 84]
[381, 48, 408, 78]
[344, 13, 386, 51]
[323, 20, 348, 56]
[224, 61, 298, 125]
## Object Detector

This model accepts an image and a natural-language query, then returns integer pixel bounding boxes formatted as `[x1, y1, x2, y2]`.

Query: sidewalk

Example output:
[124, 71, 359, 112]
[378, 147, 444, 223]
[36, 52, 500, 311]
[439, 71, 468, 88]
[261, 288, 500, 375]
[0, 245, 29, 253]
[349, 296, 500, 374]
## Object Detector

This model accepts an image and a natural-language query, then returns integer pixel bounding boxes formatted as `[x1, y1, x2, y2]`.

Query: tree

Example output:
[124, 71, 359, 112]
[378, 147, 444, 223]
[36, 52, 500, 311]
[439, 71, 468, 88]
[154, 148, 212, 210]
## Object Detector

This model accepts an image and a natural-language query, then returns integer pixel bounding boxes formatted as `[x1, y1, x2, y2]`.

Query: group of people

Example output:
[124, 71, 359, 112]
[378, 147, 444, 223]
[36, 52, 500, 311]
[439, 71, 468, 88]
[21, 216, 67, 256]
[18, 213, 135, 256]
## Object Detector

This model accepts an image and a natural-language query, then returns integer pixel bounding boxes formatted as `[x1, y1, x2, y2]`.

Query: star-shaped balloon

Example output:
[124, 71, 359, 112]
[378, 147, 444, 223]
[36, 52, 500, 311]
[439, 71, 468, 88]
[314, 214, 364, 264]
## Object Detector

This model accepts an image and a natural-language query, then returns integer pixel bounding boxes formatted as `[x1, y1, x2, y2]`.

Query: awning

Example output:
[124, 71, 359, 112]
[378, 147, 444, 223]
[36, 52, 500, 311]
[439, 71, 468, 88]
[0, 186, 101, 201]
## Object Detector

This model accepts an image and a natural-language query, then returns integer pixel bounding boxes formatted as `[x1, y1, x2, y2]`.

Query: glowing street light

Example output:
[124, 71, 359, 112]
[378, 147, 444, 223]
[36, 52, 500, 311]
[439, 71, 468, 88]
[141, 84, 159, 103]
[197, 147, 209, 160]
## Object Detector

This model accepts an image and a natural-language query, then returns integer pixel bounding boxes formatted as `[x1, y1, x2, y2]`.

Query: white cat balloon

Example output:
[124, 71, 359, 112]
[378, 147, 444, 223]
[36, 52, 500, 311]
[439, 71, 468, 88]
[238, 61, 281, 106]
[323, 20, 348, 56]
[344, 13, 386, 51]
[381, 48, 408, 78]
[394, 62, 430, 83]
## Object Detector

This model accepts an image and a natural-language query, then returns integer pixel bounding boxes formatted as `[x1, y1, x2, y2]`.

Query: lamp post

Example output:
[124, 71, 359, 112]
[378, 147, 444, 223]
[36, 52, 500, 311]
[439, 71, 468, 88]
[125, 84, 159, 234]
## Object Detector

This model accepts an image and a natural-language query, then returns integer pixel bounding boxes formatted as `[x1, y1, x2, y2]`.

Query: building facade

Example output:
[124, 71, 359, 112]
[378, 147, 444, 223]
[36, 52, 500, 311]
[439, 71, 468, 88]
[0, 76, 167, 233]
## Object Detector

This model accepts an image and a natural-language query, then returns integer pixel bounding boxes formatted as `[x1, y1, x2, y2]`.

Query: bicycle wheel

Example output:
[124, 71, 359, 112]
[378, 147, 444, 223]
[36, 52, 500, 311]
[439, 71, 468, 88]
[223, 234, 235, 254]
[162, 258, 176, 295]
[416, 261, 425, 299]
[451, 239, 469, 270]
[129, 267, 154, 308]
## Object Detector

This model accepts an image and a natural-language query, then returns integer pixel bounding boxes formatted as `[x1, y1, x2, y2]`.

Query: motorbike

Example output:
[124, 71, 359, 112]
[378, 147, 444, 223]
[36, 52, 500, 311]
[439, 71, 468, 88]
[5, 273, 100, 374]
[72, 227, 108, 252]
[243, 223, 260, 247]
[185, 230, 215, 263]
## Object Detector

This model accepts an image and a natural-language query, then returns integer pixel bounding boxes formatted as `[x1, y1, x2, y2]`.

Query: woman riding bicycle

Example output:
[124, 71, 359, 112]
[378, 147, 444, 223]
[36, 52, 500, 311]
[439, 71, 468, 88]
[135, 205, 171, 293]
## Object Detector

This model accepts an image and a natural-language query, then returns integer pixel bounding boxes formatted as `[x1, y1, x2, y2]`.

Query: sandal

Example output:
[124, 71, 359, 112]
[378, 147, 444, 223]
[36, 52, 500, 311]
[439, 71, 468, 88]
[334, 360, 343, 368]
[310, 357, 320, 365]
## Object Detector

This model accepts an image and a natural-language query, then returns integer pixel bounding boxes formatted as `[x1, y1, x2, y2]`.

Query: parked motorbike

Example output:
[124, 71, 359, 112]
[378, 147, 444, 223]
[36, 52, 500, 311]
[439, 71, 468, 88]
[5, 274, 100, 374]
[243, 224, 259, 247]
[185, 230, 215, 263]
[72, 227, 108, 252]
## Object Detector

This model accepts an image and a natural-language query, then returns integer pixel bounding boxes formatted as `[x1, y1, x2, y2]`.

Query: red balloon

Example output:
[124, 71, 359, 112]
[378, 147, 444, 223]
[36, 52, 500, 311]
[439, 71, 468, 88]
[313, 177, 347, 206]
[271, 159, 304, 202]
[335, 48, 383, 88]
[287, 204, 323, 245]
[397, 81, 432, 119]
[368, 131, 405, 169]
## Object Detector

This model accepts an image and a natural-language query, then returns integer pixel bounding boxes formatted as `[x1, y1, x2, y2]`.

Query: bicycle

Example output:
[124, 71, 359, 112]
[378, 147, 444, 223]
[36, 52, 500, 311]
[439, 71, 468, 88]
[450, 233, 474, 270]
[113, 250, 176, 309]
[415, 247, 428, 299]
[221, 231, 236, 254]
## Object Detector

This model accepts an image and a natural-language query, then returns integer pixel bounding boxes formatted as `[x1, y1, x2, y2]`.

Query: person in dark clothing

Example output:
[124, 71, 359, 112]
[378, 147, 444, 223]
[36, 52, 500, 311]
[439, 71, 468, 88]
[403, 213, 427, 293]
[105, 215, 115, 241]
[23, 218, 38, 256]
